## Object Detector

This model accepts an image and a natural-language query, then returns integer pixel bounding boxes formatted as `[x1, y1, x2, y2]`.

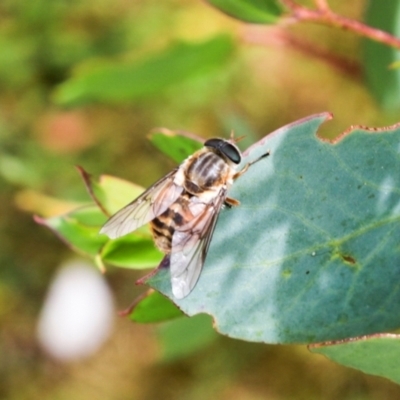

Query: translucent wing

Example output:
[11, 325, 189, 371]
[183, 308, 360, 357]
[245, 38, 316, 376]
[170, 189, 226, 299]
[100, 169, 183, 239]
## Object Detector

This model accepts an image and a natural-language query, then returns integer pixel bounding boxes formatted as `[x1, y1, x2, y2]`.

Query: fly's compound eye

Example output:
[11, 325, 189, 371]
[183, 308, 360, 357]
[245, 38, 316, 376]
[204, 138, 242, 164]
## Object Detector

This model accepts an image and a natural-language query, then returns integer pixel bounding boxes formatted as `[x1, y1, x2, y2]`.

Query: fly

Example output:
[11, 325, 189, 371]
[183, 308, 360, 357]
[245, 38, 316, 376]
[100, 136, 269, 299]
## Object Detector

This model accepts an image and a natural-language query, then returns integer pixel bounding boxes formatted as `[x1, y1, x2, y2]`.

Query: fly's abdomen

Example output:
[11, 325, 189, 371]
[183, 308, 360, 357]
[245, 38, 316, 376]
[150, 214, 174, 253]
[150, 195, 192, 254]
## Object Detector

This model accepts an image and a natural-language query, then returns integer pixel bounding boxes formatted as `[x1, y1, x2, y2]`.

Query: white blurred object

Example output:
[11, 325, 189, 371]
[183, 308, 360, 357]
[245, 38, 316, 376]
[37, 260, 115, 361]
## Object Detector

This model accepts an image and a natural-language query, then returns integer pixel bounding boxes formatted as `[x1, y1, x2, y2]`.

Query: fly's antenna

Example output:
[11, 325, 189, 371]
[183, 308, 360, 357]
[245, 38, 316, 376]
[229, 130, 246, 144]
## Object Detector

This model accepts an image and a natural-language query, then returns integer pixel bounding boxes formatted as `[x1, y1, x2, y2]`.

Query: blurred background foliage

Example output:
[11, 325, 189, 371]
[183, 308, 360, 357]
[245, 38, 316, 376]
[1, 0, 400, 399]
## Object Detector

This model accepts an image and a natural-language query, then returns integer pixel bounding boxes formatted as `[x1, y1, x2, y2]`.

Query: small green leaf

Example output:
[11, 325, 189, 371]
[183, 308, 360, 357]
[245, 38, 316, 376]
[157, 314, 218, 361]
[35, 205, 108, 256]
[78, 166, 143, 215]
[128, 290, 184, 323]
[363, 0, 400, 109]
[69, 204, 107, 226]
[206, 0, 283, 23]
[148, 128, 203, 163]
[310, 334, 400, 384]
[100, 233, 162, 269]
[54, 35, 235, 106]
[149, 113, 400, 344]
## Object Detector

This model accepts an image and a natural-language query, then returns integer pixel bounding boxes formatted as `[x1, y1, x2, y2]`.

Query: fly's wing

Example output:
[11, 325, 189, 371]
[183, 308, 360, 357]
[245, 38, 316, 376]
[100, 169, 183, 239]
[170, 189, 226, 299]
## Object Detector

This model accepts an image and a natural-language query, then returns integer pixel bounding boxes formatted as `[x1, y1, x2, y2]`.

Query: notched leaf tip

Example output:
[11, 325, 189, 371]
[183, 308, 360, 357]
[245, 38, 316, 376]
[243, 111, 333, 157]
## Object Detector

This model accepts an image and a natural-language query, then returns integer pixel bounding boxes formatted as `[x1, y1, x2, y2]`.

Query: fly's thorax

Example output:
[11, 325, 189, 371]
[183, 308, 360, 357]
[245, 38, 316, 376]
[182, 148, 236, 195]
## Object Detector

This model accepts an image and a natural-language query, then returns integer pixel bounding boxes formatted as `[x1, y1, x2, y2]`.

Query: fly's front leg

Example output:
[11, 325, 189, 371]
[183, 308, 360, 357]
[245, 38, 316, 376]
[226, 150, 270, 208]
[232, 163, 249, 180]
[233, 150, 270, 181]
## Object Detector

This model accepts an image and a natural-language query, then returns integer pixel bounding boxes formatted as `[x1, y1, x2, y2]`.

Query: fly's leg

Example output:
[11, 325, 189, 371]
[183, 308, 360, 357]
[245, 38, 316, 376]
[226, 150, 270, 208]
[224, 197, 240, 208]
[233, 150, 270, 180]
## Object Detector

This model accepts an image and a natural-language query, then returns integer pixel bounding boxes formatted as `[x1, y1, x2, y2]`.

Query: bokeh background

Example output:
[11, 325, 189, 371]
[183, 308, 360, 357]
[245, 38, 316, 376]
[2, 0, 400, 399]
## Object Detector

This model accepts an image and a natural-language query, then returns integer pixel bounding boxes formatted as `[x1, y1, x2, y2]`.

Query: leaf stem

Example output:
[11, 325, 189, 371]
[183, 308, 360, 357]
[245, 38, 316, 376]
[242, 26, 360, 77]
[280, 0, 400, 50]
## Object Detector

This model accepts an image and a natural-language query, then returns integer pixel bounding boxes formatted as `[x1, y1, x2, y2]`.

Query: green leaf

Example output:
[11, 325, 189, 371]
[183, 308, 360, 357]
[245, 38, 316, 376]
[35, 205, 108, 257]
[148, 128, 203, 164]
[54, 35, 235, 106]
[157, 314, 218, 361]
[148, 113, 400, 344]
[128, 290, 184, 323]
[363, 0, 400, 109]
[68, 205, 107, 226]
[36, 199, 159, 269]
[78, 166, 144, 215]
[310, 334, 400, 384]
[100, 233, 162, 269]
[206, 0, 283, 23]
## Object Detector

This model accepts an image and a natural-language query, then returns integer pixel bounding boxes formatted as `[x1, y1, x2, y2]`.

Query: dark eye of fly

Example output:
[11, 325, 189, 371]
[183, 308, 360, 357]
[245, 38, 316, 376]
[204, 138, 241, 164]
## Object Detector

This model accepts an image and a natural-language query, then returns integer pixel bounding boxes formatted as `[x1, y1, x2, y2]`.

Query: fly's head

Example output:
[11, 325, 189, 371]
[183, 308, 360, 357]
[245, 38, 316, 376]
[204, 138, 242, 167]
